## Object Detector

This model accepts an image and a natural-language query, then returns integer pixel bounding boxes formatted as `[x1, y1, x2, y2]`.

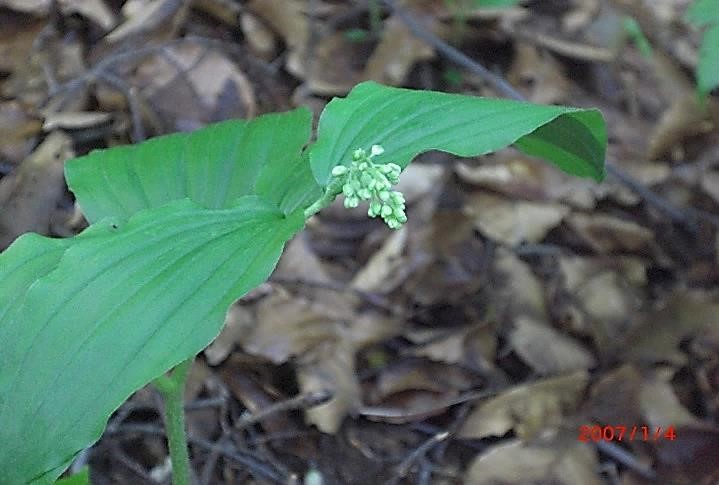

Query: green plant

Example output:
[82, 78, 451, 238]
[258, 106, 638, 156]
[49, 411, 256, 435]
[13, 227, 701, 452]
[686, 0, 719, 96]
[0, 81, 606, 484]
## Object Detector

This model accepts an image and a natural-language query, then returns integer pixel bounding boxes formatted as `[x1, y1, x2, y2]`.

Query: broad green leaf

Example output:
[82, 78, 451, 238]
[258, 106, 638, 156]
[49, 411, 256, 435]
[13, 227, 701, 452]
[65, 108, 318, 222]
[54, 468, 89, 485]
[309, 82, 606, 186]
[0, 197, 304, 484]
[697, 25, 719, 96]
[473, 0, 521, 8]
[686, 0, 719, 28]
[686, 0, 719, 95]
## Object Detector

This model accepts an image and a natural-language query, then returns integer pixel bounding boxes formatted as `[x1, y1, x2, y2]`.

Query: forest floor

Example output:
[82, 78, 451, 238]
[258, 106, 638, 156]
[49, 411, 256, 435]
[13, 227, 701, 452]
[0, 0, 718, 484]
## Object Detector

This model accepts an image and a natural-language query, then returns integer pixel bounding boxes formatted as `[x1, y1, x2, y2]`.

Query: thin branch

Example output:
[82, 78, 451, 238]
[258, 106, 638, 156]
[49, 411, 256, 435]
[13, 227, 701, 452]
[381, 0, 714, 232]
[235, 389, 333, 431]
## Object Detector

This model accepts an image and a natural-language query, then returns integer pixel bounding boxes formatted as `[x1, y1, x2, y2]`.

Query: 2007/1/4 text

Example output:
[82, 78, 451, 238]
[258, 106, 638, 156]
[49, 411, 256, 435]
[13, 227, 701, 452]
[578, 425, 677, 442]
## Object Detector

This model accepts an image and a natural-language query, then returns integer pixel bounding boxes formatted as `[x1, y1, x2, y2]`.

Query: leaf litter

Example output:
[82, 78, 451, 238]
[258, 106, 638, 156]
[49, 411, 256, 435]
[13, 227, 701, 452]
[0, 0, 718, 483]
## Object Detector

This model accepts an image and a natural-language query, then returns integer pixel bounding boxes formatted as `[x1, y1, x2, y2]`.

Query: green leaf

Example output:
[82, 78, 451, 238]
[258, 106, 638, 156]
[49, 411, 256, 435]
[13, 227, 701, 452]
[309, 82, 606, 187]
[473, 0, 521, 8]
[65, 108, 318, 222]
[686, 0, 719, 95]
[697, 25, 719, 96]
[686, 0, 719, 28]
[54, 468, 89, 485]
[0, 197, 304, 484]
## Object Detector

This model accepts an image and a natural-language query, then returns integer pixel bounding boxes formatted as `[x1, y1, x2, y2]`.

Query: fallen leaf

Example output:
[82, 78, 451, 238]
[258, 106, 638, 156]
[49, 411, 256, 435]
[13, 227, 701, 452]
[364, 15, 435, 85]
[59, 0, 116, 31]
[456, 155, 598, 209]
[567, 213, 654, 253]
[656, 425, 719, 485]
[105, 0, 187, 43]
[508, 42, 571, 104]
[134, 42, 256, 127]
[640, 371, 699, 430]
[0, 131, 74, 249]
[351, 227, 408, 293]
[465, 191, 569, 246]
[0, 101, 41, 164]
[625, 291, 719, 365]
[459, 371, 589, 439]
[43, 111, 112, 131]
[510, 316, 596, 375]
[558, 256, 646, 356]
[494, 249, 547, 319]
[465, 436, 602, 485]
[204, 303, 255, 366]
[240, 12, 277, 59]
[0, 0, 50, 15]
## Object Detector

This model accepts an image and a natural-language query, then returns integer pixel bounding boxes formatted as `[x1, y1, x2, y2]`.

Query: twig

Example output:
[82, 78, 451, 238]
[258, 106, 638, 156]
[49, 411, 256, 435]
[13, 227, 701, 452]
[108, 423, 285, 483]
[595, 441, 656, 481]
[235, 389, 333, 431]
[393, 431, 450, 480]
[381, 0, 713, 232]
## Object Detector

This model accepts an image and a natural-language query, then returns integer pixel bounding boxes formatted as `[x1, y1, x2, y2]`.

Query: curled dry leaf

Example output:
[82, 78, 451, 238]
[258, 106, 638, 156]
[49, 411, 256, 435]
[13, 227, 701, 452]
[640, 370, 699, 430]
[700, 170, 719, 204]
[494, 249, 547, 319]
[0, 101, 41, 164]
[566, 212, 654, 253]
[465, 191, 570, 246]
[42, 111, 112, 131]
[408, 325, 496, 369]
[59, 0, 116, 31]
[364, 15, 435, 86]
[648, 93, 716, 160]
[248, 0, 307, 75]
[297, 311, 403, 433]
[465, 436, 602, 485]
[105, 0, 187, 43]
[351, 227, 408, 293]
[510, 316, 596, 375]
[0, 131, 74, 249]
[240, 12, 277, 59]
[455, 156, 597, 209]
[557, 256, 645, 356]
[588, 364, 643, 426]
[625, 291, 719, 365]
[238, 288, 401, 433]
[204, 303, 255, 366]
[459, 371, 589, 440]
[134, 42, 256, 127]
[0, 0, 50, 15]
[656, 425, 719, 485]
[508, 43, 571, 105]
[370, 359, 477, 402]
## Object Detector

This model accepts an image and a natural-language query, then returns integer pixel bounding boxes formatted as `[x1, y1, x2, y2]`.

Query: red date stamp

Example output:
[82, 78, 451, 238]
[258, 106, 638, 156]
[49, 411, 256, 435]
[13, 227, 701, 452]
[578, 425, 677, 442]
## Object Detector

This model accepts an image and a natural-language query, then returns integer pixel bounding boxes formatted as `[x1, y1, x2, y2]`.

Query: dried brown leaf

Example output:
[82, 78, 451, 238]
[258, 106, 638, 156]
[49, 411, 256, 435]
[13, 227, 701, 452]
[134, 42, 256, 126]
[625, 292, 719, 365]
[364, 15, 434, 85]
[0, 132, 74, 249]
[459, 371, 589, 440]
[465, 437, 602, 485]
[456, 156, 598, 209]
[510, 316, 596, 375]
[465, 191, 569, 246]
[567, 213, 654, 253]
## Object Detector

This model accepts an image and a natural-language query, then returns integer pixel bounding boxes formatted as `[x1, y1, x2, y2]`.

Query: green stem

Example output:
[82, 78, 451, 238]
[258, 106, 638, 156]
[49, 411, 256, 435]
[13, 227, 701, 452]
[154, 358, 193, 485]
[303, 176, 345, 220]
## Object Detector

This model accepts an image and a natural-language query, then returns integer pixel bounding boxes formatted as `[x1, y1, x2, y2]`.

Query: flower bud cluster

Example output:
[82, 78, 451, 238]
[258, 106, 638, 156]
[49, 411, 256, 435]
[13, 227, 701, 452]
[330, 145, 407, 229]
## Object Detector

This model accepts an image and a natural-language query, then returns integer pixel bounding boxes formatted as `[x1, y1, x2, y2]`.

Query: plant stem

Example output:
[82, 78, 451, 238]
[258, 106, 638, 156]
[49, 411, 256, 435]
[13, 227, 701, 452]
[303, 176, 345, 220]
[154, 358, 194, 485]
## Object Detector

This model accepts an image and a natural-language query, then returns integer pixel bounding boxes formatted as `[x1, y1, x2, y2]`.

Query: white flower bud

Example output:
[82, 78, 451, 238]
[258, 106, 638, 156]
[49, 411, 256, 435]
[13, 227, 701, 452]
[370, 144, 385, 156]
[332, 165, 348, 177]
